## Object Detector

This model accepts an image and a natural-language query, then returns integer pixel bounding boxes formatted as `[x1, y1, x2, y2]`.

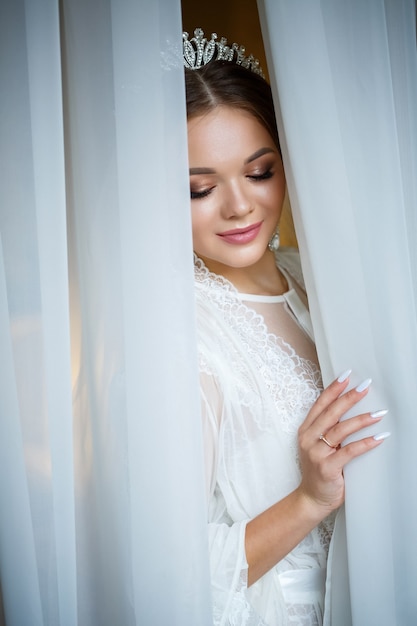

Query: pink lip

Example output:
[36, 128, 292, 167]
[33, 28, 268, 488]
[218, 221, 263, 245]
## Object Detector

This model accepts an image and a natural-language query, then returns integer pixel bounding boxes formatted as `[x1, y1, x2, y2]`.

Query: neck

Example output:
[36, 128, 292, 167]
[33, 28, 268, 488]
[200, 249, 288, 296]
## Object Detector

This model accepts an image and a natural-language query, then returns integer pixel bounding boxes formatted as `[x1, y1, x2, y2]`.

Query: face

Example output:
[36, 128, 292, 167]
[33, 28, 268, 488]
[187, 106, 286, 283]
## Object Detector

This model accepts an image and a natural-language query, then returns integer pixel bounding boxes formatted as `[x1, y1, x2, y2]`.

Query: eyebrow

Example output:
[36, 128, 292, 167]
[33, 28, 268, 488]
[189, 147, 276, 176]
[245, 147, 276, 164]
[189, 166, 216, 175]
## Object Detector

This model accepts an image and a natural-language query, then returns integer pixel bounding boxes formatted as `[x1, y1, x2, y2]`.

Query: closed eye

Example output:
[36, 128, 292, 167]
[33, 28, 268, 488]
[247, 169, 274, 181]
[190, 187, 214, 200]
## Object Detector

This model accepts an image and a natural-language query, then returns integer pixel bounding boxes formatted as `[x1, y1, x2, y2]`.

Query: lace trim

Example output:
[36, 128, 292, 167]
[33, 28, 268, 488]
[221, 590, 268, 626]
[194, 254, 322, 438]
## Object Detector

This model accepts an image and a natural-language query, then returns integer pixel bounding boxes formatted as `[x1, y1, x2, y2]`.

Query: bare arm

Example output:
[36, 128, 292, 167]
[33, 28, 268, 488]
[245, 373, 388, 586]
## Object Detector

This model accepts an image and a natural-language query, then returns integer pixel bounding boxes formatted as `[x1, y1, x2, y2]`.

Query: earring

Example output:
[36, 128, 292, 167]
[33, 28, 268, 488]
[268, 228, 280, 252]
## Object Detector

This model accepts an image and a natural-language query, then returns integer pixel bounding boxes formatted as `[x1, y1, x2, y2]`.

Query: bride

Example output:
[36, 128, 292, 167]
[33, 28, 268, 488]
[184, 29, 390, 626]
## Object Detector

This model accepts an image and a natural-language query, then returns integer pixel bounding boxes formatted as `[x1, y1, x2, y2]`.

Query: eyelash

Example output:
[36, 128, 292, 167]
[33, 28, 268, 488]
[248, 169, 274, 182]
[190, 169, 274, 200]
[190, 188, 213, 200]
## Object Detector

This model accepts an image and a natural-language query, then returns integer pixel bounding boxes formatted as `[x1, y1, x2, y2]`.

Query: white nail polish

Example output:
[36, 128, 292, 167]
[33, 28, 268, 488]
[370, 409, 389, 419]
[373, 431, 391, 441]
[337, 369, 352, 383]
[355, 378, 372, 393]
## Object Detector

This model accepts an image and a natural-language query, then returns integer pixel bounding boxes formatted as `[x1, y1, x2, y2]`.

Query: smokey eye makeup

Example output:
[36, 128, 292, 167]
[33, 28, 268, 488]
[190, 187, 214, 200]
[247, 169, 274, 181]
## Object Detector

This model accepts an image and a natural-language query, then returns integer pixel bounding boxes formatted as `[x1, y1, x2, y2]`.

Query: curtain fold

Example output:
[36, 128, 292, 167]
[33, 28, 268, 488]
[0, 1, 75, 623]
[259, 0, 417, 623]
[0, 0, 212, 624]
[3, 0, 416, 623]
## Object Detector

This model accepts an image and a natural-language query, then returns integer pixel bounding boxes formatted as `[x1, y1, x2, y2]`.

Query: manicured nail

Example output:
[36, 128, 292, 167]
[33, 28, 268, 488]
[370, 409, 389, 419]
[337, 369, 352, 383]
[355, 378, 372, 392]
[373, 431, 391, 441]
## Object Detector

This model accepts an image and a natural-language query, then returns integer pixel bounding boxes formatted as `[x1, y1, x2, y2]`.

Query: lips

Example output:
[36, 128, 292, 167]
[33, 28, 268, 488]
[218, 221, 263, 245]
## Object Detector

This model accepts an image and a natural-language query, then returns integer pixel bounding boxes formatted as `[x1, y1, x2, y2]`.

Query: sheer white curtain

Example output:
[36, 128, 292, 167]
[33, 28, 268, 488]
[259, 0, 417, 624]
[3, 0, 417, 624]
[0, 1, 212, 624]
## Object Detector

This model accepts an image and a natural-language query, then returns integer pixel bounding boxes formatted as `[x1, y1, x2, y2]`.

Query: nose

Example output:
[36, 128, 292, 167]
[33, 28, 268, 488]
[221, 180, 253, 219]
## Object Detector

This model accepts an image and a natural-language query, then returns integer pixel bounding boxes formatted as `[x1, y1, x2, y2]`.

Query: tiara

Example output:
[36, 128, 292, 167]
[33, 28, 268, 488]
[183, 28, 265, 78]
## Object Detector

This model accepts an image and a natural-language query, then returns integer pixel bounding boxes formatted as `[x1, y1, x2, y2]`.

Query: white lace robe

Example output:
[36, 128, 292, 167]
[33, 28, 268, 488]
[195, 249, 334, 626]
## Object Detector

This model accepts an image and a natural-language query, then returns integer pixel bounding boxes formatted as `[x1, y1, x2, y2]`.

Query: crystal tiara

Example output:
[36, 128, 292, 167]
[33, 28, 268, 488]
[183, 28, 265, 78]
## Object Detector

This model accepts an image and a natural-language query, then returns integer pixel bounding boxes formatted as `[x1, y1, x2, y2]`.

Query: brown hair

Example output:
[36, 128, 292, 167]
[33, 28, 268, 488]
[185, 60, 281, 153]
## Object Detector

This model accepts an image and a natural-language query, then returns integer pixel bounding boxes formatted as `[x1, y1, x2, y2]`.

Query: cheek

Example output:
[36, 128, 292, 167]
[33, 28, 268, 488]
[190, 207, 208, 244]
[257, 181, 285, 212]
[274, 184, 286, 208]
[269, 174, 286, 207]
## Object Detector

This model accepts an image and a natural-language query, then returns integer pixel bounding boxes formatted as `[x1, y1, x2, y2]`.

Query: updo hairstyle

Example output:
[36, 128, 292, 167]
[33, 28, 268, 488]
[184, 61, 281, 153]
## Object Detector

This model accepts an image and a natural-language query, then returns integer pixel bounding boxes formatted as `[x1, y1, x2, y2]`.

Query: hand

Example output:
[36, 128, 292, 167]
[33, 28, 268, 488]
[297, 371, 389, 516]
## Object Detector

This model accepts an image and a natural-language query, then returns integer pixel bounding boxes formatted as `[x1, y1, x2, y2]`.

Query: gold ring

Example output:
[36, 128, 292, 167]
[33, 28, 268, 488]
[319, 433, 339, 449]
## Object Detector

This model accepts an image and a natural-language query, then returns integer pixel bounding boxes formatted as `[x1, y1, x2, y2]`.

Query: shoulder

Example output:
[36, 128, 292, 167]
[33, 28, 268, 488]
[275, 247, 305, 291]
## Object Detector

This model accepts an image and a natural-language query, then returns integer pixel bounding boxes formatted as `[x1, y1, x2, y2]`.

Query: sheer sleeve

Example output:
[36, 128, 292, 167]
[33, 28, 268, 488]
[200, 373, 266, 626]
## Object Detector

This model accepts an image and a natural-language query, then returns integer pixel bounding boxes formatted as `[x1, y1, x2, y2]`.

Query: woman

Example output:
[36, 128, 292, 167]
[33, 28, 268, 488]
[184, 29, 389, 626]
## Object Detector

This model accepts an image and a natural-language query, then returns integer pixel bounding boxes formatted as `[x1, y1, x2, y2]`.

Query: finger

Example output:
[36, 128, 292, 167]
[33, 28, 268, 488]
[302, 369, 352, 428]
[320, 409, 389, 450]
[324, 431, 391, 470]
[304, 373, 372, 435]
[310, 377, 372, 438]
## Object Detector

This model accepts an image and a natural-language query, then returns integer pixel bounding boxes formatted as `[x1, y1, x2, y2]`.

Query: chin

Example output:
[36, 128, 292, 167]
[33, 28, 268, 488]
[207, 249, 269, 271]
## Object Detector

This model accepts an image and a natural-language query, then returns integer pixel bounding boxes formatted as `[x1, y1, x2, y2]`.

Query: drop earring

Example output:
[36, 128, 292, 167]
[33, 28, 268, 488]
[268, 228, 280, 252]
